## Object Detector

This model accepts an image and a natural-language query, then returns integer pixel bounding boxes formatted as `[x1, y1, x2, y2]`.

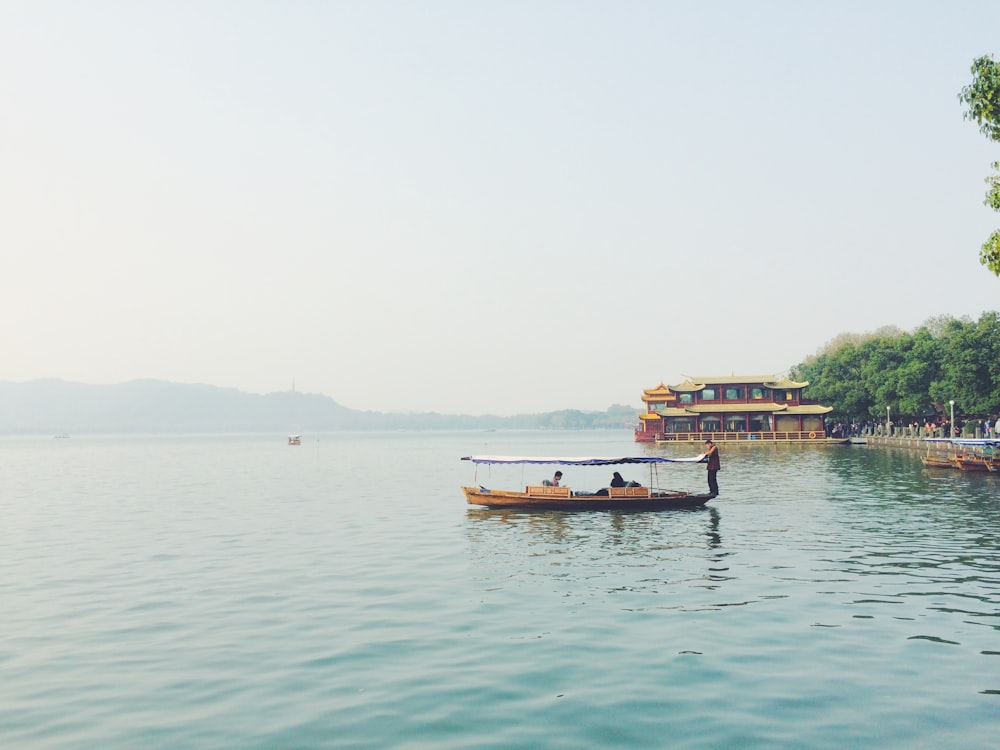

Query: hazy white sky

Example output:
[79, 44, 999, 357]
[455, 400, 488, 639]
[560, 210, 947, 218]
[2, 1, 999, 415]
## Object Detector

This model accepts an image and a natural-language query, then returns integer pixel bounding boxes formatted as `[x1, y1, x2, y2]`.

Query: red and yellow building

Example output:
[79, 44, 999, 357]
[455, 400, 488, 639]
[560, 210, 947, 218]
[635, 375, 833, 443]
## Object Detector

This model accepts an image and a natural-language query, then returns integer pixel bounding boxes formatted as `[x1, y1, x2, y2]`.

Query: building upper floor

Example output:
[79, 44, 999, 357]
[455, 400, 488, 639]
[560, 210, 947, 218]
[642, 375, 814, 413]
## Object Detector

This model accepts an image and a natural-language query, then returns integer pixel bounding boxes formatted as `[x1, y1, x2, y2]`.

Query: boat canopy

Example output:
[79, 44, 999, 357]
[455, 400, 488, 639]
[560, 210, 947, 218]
[461, 455, 704, 466]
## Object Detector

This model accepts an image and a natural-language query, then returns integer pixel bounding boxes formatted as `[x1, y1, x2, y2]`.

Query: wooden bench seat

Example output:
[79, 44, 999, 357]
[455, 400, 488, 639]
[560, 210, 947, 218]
[608, 486, 651, 498]
[526, 485, 572, 497]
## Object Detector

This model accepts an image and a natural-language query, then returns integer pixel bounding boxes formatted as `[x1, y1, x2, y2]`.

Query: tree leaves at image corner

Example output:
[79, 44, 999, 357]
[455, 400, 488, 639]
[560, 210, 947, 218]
[960, 55, 1000, 276]
[981, 228, 1000, 275]
[961, 55, 1000, 141]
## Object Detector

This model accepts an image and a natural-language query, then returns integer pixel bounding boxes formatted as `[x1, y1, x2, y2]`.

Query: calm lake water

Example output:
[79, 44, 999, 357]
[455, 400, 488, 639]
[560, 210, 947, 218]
[1, 430, 998, 748]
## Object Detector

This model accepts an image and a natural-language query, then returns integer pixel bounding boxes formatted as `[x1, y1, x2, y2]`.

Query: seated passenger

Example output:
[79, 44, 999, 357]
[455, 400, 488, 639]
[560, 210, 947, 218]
[542, 471, 563, 487]
[610, 471, 626, 488]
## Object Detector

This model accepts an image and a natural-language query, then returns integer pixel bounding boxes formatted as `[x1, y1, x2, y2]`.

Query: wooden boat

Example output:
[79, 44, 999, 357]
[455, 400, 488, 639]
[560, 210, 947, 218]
[919, 438, 1000, 471]
[920, 455, 954, 469]
[952, 455, 994, 471]
[461, 454, 715, 511]
[949, 439, 999, 472]
[288, 435, 302, 445]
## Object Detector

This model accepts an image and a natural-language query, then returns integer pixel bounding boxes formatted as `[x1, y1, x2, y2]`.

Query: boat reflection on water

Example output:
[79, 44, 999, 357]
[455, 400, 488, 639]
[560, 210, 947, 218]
[463, 504, 728, 602]
[464, 504, 722, 551]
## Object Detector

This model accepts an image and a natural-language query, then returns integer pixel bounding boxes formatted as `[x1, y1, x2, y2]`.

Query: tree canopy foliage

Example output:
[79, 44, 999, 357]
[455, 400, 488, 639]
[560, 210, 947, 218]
[960, 55, 1000, 276]
[790, 312, 1000, 422]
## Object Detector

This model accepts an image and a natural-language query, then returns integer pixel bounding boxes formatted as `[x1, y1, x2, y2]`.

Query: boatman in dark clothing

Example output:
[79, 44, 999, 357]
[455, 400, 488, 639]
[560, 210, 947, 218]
[703, 439, 720, 496]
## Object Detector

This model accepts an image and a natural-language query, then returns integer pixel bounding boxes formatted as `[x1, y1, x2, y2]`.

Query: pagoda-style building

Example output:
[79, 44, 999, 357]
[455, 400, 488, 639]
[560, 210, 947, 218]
[635, 374, 834, 443]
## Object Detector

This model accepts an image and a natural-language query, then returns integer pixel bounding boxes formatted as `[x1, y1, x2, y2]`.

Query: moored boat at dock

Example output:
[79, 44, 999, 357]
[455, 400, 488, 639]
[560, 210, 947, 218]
[919, 438, 1000, 471]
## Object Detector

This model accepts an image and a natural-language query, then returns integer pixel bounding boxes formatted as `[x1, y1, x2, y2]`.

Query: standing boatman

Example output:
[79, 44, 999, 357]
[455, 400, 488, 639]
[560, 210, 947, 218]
[703, 439, 720, 496]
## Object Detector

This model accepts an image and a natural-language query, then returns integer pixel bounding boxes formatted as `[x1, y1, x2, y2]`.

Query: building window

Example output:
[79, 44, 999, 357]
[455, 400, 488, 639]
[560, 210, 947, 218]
[751, 387, 771, 400]
[724, 387, 743, 401]
[700, 416, 721, 431]
[701, 388, 717, 401]
[679, 393, 694, 404]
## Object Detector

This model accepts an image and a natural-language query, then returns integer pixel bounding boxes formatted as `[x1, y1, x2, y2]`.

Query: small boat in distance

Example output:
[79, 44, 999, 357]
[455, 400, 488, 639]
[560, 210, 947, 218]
[288, 435, 302, 445]
[461, 454, 714, 511]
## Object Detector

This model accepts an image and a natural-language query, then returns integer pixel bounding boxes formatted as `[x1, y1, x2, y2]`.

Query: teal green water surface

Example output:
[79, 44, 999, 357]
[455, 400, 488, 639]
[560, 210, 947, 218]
[1, 430, 998, 748]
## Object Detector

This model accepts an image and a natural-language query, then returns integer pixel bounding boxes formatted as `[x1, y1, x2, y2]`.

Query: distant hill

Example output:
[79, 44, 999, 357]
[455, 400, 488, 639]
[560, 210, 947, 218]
[0, 379, 639, 434]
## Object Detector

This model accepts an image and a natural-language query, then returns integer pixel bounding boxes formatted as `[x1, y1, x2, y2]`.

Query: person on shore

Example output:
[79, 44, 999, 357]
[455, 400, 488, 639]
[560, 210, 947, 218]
[703, 439, 720, 496]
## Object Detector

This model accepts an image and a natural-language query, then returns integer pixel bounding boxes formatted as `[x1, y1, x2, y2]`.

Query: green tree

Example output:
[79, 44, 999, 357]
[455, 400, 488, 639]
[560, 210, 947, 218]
[930, 312, 1000, 416]
[860, 337, 902, 415]
[792, 340, 874, 419]
[791, 314, 1000, 423]
[960, 55, 1000, 275]
[897, 327, 941, 415]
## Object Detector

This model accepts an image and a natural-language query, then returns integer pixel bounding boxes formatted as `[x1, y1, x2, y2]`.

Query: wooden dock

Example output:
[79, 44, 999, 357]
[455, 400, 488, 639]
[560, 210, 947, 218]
[865, 436, 955, 453]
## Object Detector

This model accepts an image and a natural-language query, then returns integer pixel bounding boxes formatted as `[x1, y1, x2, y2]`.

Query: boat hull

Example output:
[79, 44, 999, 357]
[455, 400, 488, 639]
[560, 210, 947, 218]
[462, 486, 714, 511]
[920, 456, 954, 469]
[953, 457, 994, 471]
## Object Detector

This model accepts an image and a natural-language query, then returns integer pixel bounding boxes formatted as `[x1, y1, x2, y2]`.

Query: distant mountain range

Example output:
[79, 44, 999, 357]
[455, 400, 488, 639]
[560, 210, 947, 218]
[0, 379, 639, 434]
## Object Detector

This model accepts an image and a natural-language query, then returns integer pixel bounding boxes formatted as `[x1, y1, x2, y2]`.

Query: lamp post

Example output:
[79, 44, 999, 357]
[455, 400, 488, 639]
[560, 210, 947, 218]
[950, 400, 955, 438]
[886, 406, 891, 436]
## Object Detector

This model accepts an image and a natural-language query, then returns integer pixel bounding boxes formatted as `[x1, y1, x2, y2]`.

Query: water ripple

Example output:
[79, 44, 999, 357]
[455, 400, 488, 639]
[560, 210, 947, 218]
[2, 433, 999, 748]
